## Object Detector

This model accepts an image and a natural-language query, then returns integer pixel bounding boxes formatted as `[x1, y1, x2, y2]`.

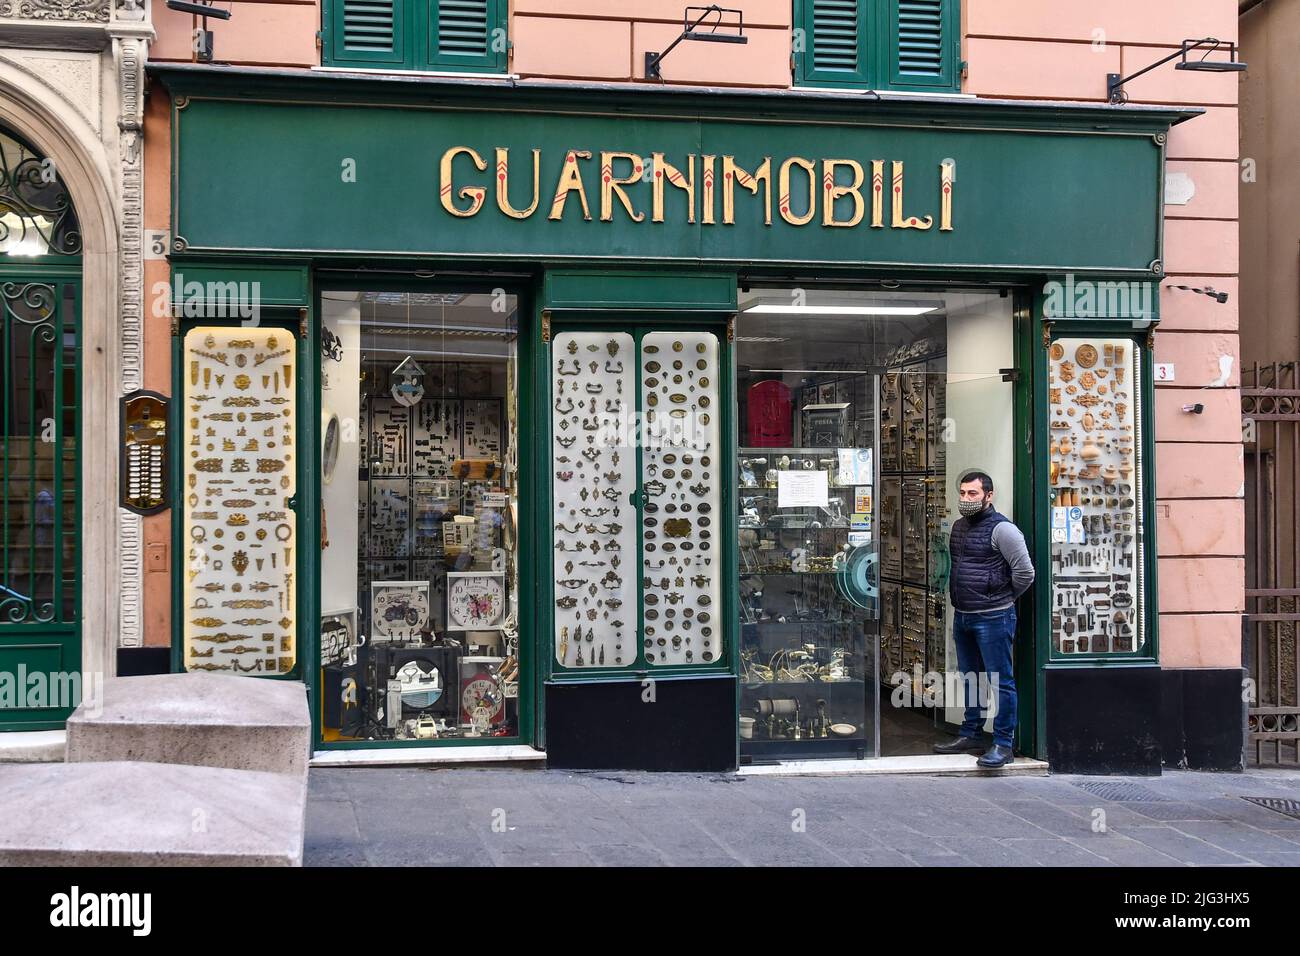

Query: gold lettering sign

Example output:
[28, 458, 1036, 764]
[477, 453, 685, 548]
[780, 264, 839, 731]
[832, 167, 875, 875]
[440, 147, 487, 218]
[600, 151, 644, 223]
[495, 146, 541, 219]
[439, 147, 952, 232]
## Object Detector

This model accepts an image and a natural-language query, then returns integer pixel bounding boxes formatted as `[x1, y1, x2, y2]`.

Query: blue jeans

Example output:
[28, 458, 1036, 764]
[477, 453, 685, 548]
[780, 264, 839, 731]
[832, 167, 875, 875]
[951, 607, 1018, 748]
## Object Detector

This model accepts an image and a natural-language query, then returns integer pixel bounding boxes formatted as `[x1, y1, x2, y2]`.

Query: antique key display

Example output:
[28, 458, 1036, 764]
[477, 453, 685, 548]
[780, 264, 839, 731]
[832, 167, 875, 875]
[639, 331, 722, 667]
[551, 332, 637, 668]
[182, 326, 297, 675]
[1048, 337, 1144, 656]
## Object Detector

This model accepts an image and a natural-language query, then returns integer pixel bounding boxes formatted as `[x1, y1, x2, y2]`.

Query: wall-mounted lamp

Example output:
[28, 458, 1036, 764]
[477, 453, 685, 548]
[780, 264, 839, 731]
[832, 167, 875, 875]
[645, 5, 747, 80]
[165, 0, 231, 63]
[1107, 38, 1245, 104]
[1165, 283, 1230, 304]
[1181, 403, 1205, 414]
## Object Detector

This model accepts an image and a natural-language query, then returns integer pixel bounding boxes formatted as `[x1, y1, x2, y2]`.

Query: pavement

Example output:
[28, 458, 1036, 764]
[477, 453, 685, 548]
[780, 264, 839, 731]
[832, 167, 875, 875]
[305, 765, 1300, 866]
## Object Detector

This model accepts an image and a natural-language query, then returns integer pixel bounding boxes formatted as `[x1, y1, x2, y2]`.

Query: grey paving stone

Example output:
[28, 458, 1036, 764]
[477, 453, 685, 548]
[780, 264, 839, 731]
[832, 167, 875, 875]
[304, 798, 362, 842]
[1001, 837, 1112, 867]
[363, 838, 495, 866]
[494, 850, 598, 867]
[1117, 801, 1231, 822]
[936, 836, 1044, 866]
[1166, 821, 1300, 860]
[579, 843, 670, 866]
[1063, 833, 1187, 866]
[1113, 826, 1251, 865]
[1237, 851, 1300, 866]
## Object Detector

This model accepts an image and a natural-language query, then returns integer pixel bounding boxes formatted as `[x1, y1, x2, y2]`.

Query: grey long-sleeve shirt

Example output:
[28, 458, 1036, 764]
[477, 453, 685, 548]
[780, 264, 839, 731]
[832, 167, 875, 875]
[969, 521, 1035, 613]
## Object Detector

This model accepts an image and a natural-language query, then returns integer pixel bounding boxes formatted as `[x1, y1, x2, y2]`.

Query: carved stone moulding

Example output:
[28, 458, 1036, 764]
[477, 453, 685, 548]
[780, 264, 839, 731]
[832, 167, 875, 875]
[0, 0, 110, 21]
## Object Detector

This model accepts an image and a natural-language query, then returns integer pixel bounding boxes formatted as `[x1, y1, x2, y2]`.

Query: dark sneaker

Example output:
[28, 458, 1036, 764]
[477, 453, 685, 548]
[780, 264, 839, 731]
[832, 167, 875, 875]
[932, 735, 987, 755]
[976, 744, 1015, 769]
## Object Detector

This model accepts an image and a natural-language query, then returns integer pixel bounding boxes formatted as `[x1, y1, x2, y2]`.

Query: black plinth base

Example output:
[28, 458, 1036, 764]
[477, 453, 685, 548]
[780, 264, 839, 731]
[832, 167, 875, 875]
[545, 675, 737, 771]
[1046, 664, 1162, 775]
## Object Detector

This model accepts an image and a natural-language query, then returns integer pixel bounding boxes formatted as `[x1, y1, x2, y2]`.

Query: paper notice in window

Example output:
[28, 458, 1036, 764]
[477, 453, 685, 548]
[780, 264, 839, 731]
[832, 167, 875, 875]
[777, 470, 828, 509]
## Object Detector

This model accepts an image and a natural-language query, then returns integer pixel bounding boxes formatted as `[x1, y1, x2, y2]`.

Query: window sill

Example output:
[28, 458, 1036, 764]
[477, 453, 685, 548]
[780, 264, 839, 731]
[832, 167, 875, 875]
[793, 84, 974, 99]
[313, 66, 518, 81]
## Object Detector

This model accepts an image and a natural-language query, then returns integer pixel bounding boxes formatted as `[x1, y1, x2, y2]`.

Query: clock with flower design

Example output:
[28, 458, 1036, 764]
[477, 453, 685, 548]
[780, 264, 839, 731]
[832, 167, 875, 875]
[446, 572, 506, 631]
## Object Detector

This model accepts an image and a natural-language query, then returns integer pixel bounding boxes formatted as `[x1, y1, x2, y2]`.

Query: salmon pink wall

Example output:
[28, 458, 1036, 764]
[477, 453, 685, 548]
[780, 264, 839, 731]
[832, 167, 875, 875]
[966, 0, 1243, 669]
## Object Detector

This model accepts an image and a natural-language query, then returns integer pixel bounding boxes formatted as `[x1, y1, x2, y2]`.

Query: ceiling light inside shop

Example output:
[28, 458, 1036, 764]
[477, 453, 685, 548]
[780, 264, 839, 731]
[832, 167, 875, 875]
[735, 336, 788, 343]
[743, 304, 938, 316]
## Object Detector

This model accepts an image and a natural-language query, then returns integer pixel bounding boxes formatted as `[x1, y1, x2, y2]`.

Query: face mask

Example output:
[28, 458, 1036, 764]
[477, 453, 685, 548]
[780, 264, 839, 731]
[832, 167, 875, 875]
[958, 496, 988, 518]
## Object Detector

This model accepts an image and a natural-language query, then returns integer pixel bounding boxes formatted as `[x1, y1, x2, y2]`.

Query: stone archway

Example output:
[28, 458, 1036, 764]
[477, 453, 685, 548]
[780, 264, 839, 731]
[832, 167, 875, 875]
[0, 59, 124, 684]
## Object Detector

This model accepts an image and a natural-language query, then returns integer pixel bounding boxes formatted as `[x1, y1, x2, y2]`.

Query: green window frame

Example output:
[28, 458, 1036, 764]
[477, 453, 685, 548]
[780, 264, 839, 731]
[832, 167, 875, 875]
[326, 0, 508, 74]
[794, 0, 960, 93]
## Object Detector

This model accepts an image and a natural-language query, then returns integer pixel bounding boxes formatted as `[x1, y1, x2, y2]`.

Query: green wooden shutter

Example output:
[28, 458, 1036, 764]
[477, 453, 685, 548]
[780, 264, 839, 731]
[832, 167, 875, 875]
[797, 0, 871, 88]
[331, 0, 405, 65]
[794, 0, 959, 92]
[427, 0, 507, 73]
[888, 0, 959, 90]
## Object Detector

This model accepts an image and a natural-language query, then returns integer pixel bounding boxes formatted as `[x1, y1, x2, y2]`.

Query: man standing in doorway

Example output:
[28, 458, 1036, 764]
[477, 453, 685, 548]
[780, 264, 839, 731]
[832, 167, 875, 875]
[933, 471, 1035, 769]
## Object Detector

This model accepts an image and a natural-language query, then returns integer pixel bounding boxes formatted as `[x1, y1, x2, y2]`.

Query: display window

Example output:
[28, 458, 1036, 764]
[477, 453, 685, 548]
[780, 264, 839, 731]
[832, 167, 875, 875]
[318, 290, 520, 742]
[734, 287, 1016, 758]
[1047, 335, 1147, 657]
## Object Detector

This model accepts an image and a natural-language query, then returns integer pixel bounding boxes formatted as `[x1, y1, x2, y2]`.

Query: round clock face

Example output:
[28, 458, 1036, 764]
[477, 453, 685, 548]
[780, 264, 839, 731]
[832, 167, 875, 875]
[321, 411, 340, 484]
[448, 576, 504, 629]
[461, 675, 504, 723]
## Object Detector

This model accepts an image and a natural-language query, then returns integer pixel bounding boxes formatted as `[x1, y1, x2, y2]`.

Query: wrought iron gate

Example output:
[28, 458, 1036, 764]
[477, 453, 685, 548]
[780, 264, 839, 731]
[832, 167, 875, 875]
[1242, 360, 1300, 765]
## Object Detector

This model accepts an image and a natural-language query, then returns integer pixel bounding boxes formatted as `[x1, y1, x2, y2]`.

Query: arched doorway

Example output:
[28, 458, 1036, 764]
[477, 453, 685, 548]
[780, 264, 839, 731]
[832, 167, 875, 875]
[0, 124, 83, 728]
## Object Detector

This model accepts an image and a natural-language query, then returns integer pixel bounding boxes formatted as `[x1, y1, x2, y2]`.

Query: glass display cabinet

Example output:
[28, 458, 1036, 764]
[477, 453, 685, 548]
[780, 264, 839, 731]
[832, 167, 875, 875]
[737, 446, 879, 758]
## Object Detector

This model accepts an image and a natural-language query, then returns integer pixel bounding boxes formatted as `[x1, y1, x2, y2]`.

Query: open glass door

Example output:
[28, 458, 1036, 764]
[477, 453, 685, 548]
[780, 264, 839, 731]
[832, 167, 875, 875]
[735, 287, 1017, 761]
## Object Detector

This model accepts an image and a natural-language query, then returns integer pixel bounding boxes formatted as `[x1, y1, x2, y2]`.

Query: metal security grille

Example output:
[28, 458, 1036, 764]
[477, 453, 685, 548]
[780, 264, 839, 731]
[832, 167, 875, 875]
[896, 0, 944, 76]
[438, 0, 490, 56]
[0, 280, 78, 629]
[811, 0, 860, 73]
[342, 0, 396, 51]
[1242, 796, 1300, 820]
[1072, 780, 1171, 803]
[1243, 360, 1300, 766]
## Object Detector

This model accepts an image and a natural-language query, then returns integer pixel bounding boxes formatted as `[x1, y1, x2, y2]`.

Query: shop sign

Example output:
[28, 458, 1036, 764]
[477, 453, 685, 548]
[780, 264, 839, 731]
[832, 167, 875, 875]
[172, 100, 1169, 274]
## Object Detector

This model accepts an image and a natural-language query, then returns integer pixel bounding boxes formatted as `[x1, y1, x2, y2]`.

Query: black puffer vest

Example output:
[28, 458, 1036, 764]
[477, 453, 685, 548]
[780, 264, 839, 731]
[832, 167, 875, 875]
[948, 506, 1013, 612]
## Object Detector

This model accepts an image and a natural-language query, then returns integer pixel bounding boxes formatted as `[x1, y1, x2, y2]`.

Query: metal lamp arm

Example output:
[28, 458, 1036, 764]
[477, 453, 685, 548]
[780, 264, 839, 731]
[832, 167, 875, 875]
[1107, 38, 1220, 103]
[645, 5, 726, 79]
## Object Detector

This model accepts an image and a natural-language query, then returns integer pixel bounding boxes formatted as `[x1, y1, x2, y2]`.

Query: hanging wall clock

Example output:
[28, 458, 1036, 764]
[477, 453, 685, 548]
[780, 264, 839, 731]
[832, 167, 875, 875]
[371, 581, 430, 642]
[446, 572, 506, 631]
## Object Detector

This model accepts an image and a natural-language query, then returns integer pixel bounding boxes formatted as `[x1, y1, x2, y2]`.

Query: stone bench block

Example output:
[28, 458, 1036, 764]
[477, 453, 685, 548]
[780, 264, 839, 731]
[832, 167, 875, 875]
[66, 673, 310, 777]
[0, 761, 305, 866]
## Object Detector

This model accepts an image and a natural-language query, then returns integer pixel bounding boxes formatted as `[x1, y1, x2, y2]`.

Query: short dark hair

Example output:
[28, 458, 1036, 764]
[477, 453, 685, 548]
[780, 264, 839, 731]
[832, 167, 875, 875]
[958, 471, 993, 493]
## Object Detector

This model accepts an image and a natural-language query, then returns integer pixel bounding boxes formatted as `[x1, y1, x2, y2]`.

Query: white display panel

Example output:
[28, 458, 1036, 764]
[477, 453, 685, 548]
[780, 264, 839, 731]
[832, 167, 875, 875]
[1048, 337, 1144, 656]
[639, 331, 722, 666]
[182, 326, 297, 674]
[551, 332, 637, 668]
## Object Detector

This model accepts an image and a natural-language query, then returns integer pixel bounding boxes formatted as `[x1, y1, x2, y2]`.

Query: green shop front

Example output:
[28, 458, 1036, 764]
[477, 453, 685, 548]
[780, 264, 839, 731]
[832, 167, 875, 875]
[152, 64, 1192, 773]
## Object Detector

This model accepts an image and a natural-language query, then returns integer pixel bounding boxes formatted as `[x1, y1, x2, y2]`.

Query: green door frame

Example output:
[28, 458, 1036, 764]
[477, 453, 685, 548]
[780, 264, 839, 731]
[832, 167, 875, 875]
[1031, 306, 1162, 754]
[0, 260, 83, 730]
